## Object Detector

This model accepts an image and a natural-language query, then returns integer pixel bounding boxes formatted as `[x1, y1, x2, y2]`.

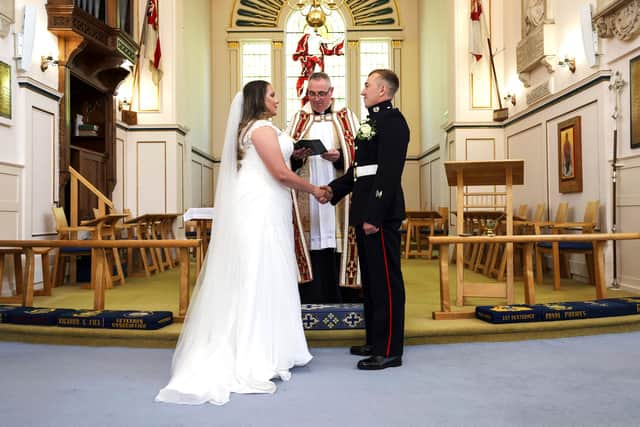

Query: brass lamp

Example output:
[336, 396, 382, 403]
[287, 0, 344, 29]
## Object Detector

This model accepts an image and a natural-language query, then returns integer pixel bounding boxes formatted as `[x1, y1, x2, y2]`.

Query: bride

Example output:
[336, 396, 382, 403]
[156, 81, 329, 405]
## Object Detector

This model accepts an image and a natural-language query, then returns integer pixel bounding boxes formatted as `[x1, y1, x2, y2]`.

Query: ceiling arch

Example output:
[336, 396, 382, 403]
[231, 0, 399, 29]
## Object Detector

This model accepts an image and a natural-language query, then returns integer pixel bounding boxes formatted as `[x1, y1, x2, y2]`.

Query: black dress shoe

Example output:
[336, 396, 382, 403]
[350, 344, 373, 356]
[357, 355, 402, 370]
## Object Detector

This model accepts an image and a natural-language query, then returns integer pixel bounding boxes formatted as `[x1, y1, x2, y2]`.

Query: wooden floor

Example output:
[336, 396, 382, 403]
[1, 259, 639, 348]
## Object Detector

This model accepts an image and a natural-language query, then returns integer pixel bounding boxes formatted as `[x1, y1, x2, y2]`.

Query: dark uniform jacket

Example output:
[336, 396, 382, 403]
[329, 100, 410, 227]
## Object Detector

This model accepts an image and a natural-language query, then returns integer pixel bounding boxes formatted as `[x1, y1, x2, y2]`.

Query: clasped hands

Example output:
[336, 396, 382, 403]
[313, 185, 333, 204]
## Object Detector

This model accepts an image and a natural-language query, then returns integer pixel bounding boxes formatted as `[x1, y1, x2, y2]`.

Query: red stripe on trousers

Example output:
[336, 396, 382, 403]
[379, 227, 393, 357]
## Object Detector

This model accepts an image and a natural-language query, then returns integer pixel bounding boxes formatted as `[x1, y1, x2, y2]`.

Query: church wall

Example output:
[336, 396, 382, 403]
[0, 1, 61, 290]
[618, 155, 640, 289]
[416, 0, 451, 211]
[440, 0, 640, 286]
[398, 0, 422, 210]
[175, 0, 211, 156]
[595, 2, 640, 290]
[504, 82, 608, 282]
[210, 1, 235, 162]
[118, 127, 186, 235]
[190, 149, 215, 208]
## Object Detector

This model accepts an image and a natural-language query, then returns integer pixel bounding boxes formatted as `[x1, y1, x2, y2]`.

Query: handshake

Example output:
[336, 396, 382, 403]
[313, 185, 333, 204]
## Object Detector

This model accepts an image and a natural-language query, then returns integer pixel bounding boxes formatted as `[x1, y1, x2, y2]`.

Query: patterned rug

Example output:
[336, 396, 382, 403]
[476, 297, 640, 324]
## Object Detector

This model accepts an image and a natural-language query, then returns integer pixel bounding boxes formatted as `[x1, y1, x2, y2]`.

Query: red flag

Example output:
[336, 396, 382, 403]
[144, 0, 162, 84]
[469, 0, 483, 61]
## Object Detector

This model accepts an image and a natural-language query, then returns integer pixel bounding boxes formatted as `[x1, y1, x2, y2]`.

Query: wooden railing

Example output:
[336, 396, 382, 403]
[0, 239, 200, 322]
[429, 232, 640, 320]
[68, 166, 114, 228]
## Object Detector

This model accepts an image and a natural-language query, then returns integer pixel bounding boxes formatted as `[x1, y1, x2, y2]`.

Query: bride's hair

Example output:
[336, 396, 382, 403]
[237, 80, 270, 169]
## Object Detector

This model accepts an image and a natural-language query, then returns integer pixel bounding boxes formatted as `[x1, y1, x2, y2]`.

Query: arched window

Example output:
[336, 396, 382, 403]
[285, 10, 346, 124]
[359, 39, 390, 119]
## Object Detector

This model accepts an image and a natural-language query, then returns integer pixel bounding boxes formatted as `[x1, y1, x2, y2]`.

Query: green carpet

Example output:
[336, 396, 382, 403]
[1, 259, 639, 348]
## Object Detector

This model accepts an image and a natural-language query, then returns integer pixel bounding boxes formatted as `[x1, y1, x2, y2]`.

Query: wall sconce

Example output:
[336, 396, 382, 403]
[40, 55, 59, 72]
[118, 98, 130, 111]
[503, 93, 516, 106]
[557, 55, 576, 73]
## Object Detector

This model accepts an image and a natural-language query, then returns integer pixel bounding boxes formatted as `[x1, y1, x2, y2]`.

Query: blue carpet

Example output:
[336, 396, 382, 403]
[2, 332, 640, 426]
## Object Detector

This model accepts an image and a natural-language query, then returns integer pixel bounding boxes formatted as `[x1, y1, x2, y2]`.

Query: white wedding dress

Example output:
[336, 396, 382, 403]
[155, 115, 312, 405]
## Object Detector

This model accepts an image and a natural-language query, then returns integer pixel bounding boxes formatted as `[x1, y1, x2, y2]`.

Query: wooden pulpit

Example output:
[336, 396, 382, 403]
[442, 160, 524, 317]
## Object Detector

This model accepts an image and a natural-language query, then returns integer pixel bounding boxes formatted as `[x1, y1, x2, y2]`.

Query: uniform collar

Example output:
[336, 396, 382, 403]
[367, 100, 393, 116]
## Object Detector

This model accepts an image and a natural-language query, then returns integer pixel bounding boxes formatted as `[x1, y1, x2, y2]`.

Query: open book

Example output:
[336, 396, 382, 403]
[294, 139, 327, 155]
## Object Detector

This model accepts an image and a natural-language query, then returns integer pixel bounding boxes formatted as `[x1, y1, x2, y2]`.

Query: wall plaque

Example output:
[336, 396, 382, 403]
[526, 80, 551, 105]
[0, 61, 10, 120]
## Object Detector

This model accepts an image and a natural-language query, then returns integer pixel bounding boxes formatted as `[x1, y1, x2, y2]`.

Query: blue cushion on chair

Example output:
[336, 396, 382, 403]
[60, 247, 90, 254]
[419, 228, 447, 235]
[185, 231, 197, 238]
[537, 241, 592, 250]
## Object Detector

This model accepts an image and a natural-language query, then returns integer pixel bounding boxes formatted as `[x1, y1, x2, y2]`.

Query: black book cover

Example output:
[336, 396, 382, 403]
[295, 139, 327, 155]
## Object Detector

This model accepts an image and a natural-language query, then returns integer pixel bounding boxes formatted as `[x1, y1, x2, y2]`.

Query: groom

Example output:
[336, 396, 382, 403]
[325, 69, 410, 370]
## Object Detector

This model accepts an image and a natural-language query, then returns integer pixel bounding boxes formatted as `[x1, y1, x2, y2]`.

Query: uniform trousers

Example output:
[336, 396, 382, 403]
[355, 221, 405, 357]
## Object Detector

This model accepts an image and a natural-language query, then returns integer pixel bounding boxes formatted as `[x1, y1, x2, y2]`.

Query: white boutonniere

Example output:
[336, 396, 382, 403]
[356, 119, 376, 141]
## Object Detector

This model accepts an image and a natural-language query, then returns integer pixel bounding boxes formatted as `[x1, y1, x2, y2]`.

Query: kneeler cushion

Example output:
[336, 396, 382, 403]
[57, 309, 173, 330]
[301, 303, 365, 330]
[1, 306, 76, 326]
[476, 297, 640, 324]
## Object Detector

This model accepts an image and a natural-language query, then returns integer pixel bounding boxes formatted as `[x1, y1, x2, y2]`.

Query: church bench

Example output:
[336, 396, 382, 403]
[429, 233, 640, 320]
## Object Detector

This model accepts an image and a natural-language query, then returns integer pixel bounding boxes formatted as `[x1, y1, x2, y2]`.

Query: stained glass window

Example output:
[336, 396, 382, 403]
[285, 11, 346, 125]
[359, 39, 390, 119]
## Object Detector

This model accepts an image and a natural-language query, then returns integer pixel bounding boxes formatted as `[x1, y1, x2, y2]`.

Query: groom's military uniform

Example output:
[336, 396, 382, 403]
[329, 100, 409, 359]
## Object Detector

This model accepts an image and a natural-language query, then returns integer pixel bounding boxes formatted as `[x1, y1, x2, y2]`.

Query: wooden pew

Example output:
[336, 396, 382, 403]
[429, 232, 640, 320]
[0, 239, 200, 322]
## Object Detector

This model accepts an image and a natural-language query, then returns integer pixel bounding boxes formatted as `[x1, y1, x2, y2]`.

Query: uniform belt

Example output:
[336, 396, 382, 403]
[354, 164, 378, 178]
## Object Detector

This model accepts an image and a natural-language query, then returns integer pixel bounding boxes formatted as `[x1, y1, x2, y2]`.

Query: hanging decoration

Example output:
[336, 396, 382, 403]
[292, 32, 344, 103]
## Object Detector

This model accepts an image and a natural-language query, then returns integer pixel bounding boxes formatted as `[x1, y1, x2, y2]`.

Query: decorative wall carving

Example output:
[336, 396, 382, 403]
[0, 0, 13, 38]
[516, 24, 555, 87]
[593, 0, 640, 41]
[522, 0, 547, 37]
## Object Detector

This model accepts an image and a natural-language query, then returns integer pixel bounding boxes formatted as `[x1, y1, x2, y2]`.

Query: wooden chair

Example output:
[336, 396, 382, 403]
[91, 208, 126, 286]
[425, 207, 449, 258]
[510, 203, 546, 277]
[403, 210, 445, 259]
[51, 207, 95, 287]
[535, 201, 598, 289]
[0, 247, 53, 303]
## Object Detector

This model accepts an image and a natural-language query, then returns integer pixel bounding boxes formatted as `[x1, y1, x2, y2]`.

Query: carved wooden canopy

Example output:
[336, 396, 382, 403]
[46, 0, 138, 93]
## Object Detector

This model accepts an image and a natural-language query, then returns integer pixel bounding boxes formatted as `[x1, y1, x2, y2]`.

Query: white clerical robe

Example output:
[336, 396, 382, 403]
[307, 119, 337, 250]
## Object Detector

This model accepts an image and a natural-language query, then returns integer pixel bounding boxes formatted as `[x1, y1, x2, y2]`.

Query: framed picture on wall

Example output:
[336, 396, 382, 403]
[558, 116, 582, 193]
[631, 54, 640, 149]
[0, 60, 11, 120]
